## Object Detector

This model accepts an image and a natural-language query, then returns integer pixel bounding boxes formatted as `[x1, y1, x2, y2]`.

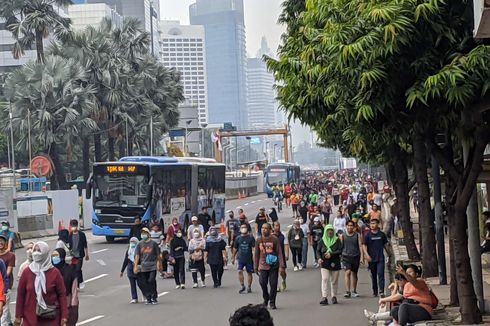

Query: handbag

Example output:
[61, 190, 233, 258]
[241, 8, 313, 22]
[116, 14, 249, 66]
[266, 254, 278, 266]
[36, 303, 57, 320]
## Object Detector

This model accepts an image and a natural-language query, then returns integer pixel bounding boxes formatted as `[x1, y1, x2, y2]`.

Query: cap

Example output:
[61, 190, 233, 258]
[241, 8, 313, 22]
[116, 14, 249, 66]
[141, 227, 150, 234]
[191, 216, 198, 222]
[0, 221, 9, 226]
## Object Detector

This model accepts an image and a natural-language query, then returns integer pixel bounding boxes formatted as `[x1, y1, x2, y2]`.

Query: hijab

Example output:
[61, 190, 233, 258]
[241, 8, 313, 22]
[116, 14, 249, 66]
[322, 224, 338, 252]
[206, 226, 223, 243]
[128, 237, 138, 262]
[29, 241, 53, 309]
[58, 229, 69, 244]
[54, 248, 74, 296]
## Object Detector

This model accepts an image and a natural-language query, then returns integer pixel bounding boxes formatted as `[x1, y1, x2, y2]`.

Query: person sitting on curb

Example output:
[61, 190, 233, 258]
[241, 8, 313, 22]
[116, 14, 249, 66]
[364, 273, 407, 324]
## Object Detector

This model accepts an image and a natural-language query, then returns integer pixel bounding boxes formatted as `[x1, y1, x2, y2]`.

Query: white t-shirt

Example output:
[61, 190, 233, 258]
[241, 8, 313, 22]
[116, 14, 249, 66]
[300, 223, 310, 237]
[333, 217, 346, 234]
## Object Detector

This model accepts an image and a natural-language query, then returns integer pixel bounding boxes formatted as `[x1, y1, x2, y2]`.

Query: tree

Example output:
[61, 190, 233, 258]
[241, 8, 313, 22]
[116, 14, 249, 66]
[0, 0, 73, 63]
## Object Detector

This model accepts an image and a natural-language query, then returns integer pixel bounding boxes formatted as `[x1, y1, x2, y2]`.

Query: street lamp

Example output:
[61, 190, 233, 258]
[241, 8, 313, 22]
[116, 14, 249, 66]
[273, 144, 278, 162]
[200, 123, 208, 158]
[265, 141, 270, 163]
[184, 120, 192, 156]
[246, 136, 251, 162]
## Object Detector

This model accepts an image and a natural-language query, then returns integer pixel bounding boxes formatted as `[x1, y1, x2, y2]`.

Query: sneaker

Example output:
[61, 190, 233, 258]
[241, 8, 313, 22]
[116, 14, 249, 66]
[193, 283, 198, 288]
[175, 285, 181, 289]
[247, 286, 252, 293]
[239, 285, 246, 294]
[145, 299, 152, 305]
[201, 281, 206, 288]
[332, 297, 338, 304]
[364, 309, 376, 322]
[79, 282, 86, 290]
[313, 262, 319, 268]
[298, 265, 303, 271]
[293, 266, 299, 272]
[130, 299, 138, 304]
[181, 285, 185, 289]
[262, 300, 269, 307]
[351, 291, 360, 298]
[320, 297, 328, 305]
[151, 300, 158, 305]
[379, 292, 385, 298]
[373, 293, 378, 297]
[270, 303, 277, 310]
[213, 284, 218, 288]
[281, 280, 287, 292]
[344, 291, 351, 298]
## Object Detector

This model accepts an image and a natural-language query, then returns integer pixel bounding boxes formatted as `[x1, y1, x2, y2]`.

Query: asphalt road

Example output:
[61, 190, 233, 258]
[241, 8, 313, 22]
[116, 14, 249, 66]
[9, 194, 379, 325]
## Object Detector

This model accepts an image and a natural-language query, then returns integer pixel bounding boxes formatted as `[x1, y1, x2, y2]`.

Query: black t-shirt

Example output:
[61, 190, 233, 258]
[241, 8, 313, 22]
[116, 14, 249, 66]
[310, 224, 324, 243]
[205, 239, 226, 265]
[364, 230, 388, 262]
[198, 213, 212, 232]
[234, 235, 256, 264]
[226, 218, 241, 238]
[255, 214, 268, 234]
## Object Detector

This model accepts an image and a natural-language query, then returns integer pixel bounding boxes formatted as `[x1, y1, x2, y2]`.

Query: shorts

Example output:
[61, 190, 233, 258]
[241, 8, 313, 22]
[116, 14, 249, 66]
[342, 255, 360, 273]
[238, 261, 254, 273]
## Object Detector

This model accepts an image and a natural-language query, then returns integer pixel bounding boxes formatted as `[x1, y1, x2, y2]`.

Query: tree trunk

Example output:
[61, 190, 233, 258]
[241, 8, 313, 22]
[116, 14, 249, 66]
[35, 29, 45, 64]
[413, 134, 438, 277]
[128, 135, 133, 156]
[82, 137, 90, 182]
[48, 143, 67, 190]
[94, 134, 102, 162]
[118, 139, 126, 159]
[108, 136, 116, 161]
[392, 158, 420, 260]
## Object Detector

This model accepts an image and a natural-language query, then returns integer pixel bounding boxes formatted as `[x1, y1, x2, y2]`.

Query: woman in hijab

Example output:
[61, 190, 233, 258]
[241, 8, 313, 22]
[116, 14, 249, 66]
[120, 237, 141, 303]
[316, 224, 343, 306]
[188, 229, 206, 288]
[15, 241, 68, 326]
[52, 248, 78, 326]
[55, 230, 72, 264]
[17, 242, 34, 281]
[205, 226, 227, 288]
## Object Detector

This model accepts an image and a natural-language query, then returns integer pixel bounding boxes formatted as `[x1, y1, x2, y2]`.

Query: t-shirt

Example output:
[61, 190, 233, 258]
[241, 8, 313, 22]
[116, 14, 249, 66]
[71, 233, 80, 258]
[187, 224, 204, 239]
[198, 213, 212, 233]
[363, 230, 387, 262]
[135, 240, 160, 272]
[234, 235, 255, 265]
[310, 224, 324, 243]
[255, 214, 268, 235]
[0, 251, 15, 289]
[226, 219, 241, 238]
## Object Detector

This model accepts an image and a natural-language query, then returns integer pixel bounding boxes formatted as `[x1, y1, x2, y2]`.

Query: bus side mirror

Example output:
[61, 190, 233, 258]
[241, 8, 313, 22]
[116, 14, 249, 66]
[85, 174, 93, 200]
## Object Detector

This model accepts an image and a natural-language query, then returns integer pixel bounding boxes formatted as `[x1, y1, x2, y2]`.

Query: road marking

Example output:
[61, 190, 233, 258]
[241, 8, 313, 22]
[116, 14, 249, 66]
[251, 201, 256, 204]
[10, 301, 15, 305]
[244, 203, 249, 206]
[76, 315, 105, 325]
[205, 273, 211, 278]
[258, 199, 262, 202]
[96, 259, 106, 266]
[90, 249, 108, 254]
[84, 274, 108, 283]
[158, 291, 169, 297]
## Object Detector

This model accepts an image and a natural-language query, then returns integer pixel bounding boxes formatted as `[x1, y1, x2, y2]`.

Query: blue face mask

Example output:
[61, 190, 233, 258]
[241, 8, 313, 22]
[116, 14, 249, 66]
[52, 257, 61, 265]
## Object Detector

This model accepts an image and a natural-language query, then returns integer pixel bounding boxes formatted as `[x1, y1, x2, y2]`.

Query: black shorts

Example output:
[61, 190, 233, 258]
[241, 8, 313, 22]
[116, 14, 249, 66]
[342, 255, 360, 273]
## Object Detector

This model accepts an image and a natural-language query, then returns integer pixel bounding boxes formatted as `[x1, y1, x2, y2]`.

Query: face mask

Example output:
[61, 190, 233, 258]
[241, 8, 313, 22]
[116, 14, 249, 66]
[141, 234, 149, 241]
[1, 226, 8, 231]
[52, 257, 61, 265]
[71, 227, 77, 232]
[193, 233, 200, 239]
[130, 243, 137, 248]
[176, 232, 182, 238]
[32, 251, 43, 262]
[229, 214, 234, 218]
[240, 228, 247, 234]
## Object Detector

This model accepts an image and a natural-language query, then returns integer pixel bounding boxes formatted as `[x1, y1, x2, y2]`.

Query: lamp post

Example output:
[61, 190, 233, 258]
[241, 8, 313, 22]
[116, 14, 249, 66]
[265, 141, 270, 164]
[200, 123, 208, 157]
[246, 136, 251, 162]
[184, 120, 192, 156]
[273, 144, 278, 162]
[149, 2, 158, 57]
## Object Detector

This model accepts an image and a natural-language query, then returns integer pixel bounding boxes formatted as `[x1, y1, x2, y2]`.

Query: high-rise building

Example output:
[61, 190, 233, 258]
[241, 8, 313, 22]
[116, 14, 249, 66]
[247, 37, 278, 129]
[160, 20, 208, 125]
[68, 3, 122, 31]
[189, 0, 248, 129]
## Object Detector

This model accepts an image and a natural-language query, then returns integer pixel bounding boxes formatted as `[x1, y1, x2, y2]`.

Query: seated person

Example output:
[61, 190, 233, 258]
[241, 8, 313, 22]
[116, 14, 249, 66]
[364, 273, 407, 324]
[391, 264, 433, 326]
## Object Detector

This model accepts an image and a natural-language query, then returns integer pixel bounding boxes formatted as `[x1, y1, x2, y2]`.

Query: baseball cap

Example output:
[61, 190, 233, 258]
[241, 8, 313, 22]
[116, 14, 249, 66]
[191, 216, 198, 222]
[141, 227, 150, 234]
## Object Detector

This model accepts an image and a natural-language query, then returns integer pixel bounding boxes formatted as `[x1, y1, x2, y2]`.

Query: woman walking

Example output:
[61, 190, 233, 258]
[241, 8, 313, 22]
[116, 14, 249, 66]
[205, 226, 227, 288]
[120, 237, 141, 303]
[15, 241, 68, 326]
[52, 248, 78, 326]
[317, 225, 343, 306]
[287, 220, 304, 271]
[169, 229, 188, 289]
[188, 229, 206, 288]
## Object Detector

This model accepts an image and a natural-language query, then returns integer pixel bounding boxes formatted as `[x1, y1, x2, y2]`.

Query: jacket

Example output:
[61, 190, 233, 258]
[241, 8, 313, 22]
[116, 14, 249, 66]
[68, 231, 88, 259]
[316, 238, 343, 270]
[170, 237, 188, 259]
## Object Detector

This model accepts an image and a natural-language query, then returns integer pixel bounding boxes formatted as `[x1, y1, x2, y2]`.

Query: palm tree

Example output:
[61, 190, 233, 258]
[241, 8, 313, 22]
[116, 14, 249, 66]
[0, 0, 73, 63]
[4, 55, 97, 189]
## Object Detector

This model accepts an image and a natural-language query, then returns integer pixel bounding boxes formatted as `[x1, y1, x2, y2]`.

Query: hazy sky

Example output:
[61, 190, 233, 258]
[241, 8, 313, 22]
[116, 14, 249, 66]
[160, 0, 286, 57]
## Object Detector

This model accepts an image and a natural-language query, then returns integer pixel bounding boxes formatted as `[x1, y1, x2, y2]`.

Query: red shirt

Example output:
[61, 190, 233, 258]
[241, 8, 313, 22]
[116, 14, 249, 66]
[16, 268, 68, 326]
[0, 251, 15, 289]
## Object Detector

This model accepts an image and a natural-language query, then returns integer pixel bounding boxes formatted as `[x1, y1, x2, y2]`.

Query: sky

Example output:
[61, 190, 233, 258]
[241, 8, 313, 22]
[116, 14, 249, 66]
[159, 0, 313, 147]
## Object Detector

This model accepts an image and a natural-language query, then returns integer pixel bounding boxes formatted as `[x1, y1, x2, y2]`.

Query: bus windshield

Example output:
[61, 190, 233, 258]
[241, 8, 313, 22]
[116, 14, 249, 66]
[94, 173, 150, 208]
[267, 169, 288, 185]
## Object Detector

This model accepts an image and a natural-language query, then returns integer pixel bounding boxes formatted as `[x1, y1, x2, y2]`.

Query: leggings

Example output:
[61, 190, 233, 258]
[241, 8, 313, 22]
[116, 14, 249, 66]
[191, 260, 206, 283]
[209, 263, 224, 286]
[391, 303, 432, 326]
[290, 247, 302, 267]
[174, 257, 186, 285]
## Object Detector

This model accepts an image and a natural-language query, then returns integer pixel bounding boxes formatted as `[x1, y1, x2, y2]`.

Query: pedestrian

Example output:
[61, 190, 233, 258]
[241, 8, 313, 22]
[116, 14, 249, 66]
[341, 220, 363, 298]
[129, 216, 143, 240]
[232, 224, 255, 294]
[120, 237, 141, 303]
[298, 201, 308, 224]
[169, 229, 187, 289]
[300, 218, 310, 268]
[0, 234, 15, 324]
[290, 192, 300, 218]
[238, 211, 252, 233]
[17, 242, 34, 281]
[0, 264, 6, 319]
[166, 217, 182, 243]
[287, 220, 304, 271]
[317, 224, 343, 305]
[205, 226, 227, 288]
[0, 221, 15, 252]
[229, 304, 274, 326]
[269, 208, 279, 223]
[68, 219, 89, 290]
[56, 229, 72, 264]
[133, 227, 162, 304]
[198, 207, 213, 234]
[273, 221, 289, 292]
[187, 216, 205, 239]
[226, 210, 241, 247]
[333, 209, 347, 235]
[255, 208, 269, 237]
[188, 229, 206, 288]
[15, 241, 68, 326]
[52, 248, 78, 326]
[363, 219, 389, 297]
[309, 217, 324, 268]
[255, 223, 284, 310]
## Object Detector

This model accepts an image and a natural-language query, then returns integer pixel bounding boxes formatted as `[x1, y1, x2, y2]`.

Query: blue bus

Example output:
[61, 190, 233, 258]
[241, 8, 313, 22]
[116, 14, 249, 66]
[86, 156, 226, 242]
[264, 163, 301, 197]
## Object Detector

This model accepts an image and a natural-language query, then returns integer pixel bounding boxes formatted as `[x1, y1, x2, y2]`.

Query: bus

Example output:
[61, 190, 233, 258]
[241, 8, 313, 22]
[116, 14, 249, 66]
[264, 163, 301, 197]
[86, 156, 226, 242]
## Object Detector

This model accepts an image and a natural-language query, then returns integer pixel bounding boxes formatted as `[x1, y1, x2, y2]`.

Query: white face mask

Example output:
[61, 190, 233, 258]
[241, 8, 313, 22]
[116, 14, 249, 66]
[176, 232, 182, 238]
[32, 251, 43, 262]
[240, 228, 248, 235]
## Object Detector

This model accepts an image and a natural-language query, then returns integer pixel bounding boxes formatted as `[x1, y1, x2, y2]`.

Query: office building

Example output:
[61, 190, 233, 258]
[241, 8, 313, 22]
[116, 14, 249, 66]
[160, 21, 208, 125]
[68, 3, 122, 31]
[189, 0, 248, 129]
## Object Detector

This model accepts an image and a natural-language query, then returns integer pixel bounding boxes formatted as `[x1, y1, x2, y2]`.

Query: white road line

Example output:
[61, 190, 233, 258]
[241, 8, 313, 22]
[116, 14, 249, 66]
[258, 199, 263, 202]
[84, 274, 108, 283]
[90, 249, 108, 254]
[205, 273, 211, 278]
[244, 203, 249, 206]
[76, 315, 105, 325]
[96, 259, 106, 266]
[251, 201, 256, 204]
[10, 301, 15, 305]
[158, 291, 169, 297]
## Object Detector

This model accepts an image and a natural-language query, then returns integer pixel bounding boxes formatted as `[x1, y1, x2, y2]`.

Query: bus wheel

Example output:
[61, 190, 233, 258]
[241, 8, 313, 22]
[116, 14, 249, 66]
[106, 236, 115, 243]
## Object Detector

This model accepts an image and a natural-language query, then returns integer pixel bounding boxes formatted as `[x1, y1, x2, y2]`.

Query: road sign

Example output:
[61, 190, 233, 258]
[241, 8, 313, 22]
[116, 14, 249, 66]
[250, 137, 261, 145]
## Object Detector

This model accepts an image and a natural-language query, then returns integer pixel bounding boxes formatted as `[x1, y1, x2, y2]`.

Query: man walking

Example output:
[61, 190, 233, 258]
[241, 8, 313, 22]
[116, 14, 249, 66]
[273, 222, 289, 292]
[233, 224, 256, 294]
[363, 219, 389, 297]
[134, 227, 162, 304]
[198, 207, 213, 234]
[226, 210, 241, 247]
[342, 220, 363, 298]
[69, 219, 89, 289]
[0, 235, 14, 324]
[255, 223, 284, 309]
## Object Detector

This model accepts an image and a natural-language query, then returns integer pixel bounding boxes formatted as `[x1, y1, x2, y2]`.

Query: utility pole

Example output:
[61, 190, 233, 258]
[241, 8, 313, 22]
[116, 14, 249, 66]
[9, 103, 16, 192]
[432, 154, 447, 284]
[149, 3, 156, 56]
